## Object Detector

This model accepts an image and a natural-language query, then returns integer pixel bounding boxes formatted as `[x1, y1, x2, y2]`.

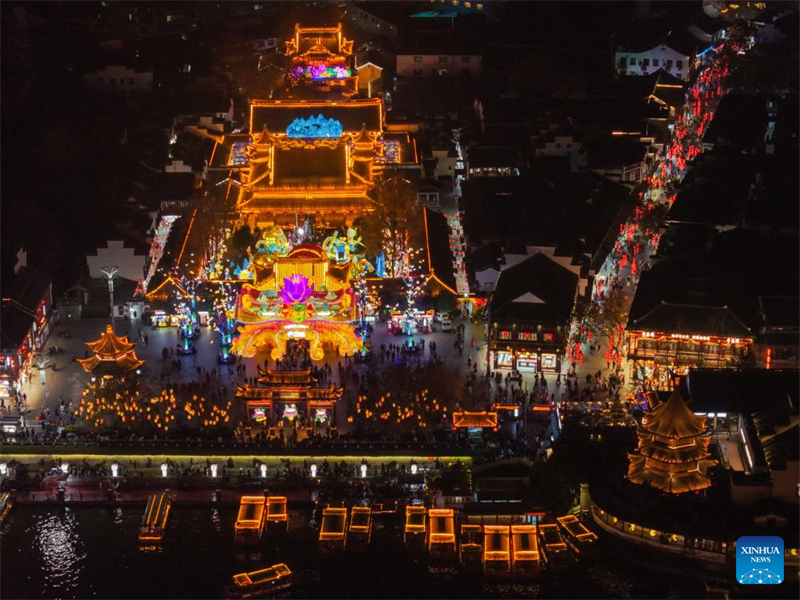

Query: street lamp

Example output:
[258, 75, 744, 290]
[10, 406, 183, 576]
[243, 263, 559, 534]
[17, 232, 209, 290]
[100, 266, 120, 333]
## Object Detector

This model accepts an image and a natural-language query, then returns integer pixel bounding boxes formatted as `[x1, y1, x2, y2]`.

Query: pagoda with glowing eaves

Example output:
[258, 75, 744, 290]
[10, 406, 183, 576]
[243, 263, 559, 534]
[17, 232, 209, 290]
[78, 325, 145, 375]
[232, 23, 386, 229]
[627, 390, 717, 494]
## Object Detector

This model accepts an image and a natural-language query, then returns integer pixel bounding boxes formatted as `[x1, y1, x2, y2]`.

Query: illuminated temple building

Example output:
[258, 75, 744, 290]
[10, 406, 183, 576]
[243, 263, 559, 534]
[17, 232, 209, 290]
[237, 366, 341, 430]
[77, 325, 145, 375]
[627, 390, 717, 494]
[227, 24, 395, 228]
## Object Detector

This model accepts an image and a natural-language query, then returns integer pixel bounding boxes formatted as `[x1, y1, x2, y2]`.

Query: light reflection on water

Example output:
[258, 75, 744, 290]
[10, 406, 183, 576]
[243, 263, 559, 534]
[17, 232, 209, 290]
[0, 507, 719, 599]
[31, 509, 87, 595]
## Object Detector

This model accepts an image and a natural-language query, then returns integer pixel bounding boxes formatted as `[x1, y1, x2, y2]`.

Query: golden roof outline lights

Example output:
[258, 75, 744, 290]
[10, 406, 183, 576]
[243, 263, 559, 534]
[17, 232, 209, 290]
[483, 525, 511, 572]
[453, 411, 498, 429]
[232, 563, 292, 592]
[266, 496, 288, 523]
[557, 515, 598, 543]
[428, 508, 456, 551]
[404, 505, 427, 533]
[139, 492, 171, 543]
[627, 390, 717, 494]
[511, 525, 540, 562]
[235, 496, 267, 531]
[348, 506, 372, 533]
[459, 524, 483, 551]
[78, 324, 145, 374]
[319, 507, 348, 551]
[319, 507, 347, 540]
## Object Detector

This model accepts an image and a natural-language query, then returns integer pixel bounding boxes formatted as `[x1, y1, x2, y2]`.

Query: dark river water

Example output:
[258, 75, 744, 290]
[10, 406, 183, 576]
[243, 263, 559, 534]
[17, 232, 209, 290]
[1, 506, 706, 599]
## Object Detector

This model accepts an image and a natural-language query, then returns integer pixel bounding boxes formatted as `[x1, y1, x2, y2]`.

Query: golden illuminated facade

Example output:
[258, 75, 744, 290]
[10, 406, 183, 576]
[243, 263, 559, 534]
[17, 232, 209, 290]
[627, 390, 717, 494]
[232, 24, 388, 228]
[237, 365, 342, 429]
[78, 324, 145, 374]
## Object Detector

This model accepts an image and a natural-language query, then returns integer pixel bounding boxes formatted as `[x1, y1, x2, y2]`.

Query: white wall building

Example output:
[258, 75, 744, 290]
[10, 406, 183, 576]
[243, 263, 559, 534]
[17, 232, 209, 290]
[346, 2, 400, 39]
[615, 45, 691, 80]
[84, 65, 153, 94]
[397, 53, 482, 78]
[86, 240, 147, 283]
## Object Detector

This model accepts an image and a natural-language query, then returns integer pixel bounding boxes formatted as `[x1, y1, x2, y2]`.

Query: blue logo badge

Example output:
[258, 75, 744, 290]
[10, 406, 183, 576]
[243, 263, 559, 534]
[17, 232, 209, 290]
[736, 536, 784, 584]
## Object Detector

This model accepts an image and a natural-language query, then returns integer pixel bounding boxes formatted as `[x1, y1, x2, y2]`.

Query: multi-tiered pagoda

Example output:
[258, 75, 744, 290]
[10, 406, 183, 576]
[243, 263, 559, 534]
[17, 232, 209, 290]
[78, 325, 145, 375]
[235, 24, 386, 228]
[627, 390, 717, 494]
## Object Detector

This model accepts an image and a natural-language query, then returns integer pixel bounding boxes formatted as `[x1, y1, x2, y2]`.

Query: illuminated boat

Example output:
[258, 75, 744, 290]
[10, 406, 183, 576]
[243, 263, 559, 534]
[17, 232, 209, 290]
[227, 563, 292, 599]
[511, 525, 540, 578]
[371, 498, 399, 515]
[0, 493, 12, 524]
[404, 505, 427, 550]
[319, 507, 347, 553]
[138, 492, 171, 543]
[483, 525, 511, 577]
[235, 496, 266, 546]
[538, 523, 570, 569]
[347, 506, 372, 547]
[557, 515, 599, 560]
[459, 524, 483, 572]
[266, 496, 288, 533]
[428, 509, 456, 560]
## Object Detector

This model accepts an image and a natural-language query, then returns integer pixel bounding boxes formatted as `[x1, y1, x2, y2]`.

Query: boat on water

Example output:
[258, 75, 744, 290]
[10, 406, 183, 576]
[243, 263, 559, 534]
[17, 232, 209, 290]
[347, 506, 372, 548]
[539, 523, 571, 570]
[483, 525, 511, 578]
[235, 496, 266, 546]
[226, 563, 292, 599]
[0, 493, 12, 524]
[371, 498, 399, 515]
[459, 524, 483, 572]
[511, 525, 541, 578]
[428, 509, 456, 560]
[319, 507, 347, 554]
[404, 505, 427, 551]
[138, 493, 170, 544]
[557, 515, 600, 560]
[265, 496, 288, 533]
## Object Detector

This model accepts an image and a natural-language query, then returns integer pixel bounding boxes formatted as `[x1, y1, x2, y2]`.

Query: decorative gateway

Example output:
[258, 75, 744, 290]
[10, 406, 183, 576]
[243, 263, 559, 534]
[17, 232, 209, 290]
[231, 239, 368, 361]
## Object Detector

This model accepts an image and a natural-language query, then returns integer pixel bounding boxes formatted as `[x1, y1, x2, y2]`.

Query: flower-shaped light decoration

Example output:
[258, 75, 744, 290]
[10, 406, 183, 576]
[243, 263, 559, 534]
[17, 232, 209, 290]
[279, 274, 314, 304]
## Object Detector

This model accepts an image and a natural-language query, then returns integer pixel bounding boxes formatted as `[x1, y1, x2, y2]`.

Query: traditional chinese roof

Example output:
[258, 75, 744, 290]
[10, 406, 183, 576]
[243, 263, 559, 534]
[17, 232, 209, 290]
[285, 23, 353, 58]
[490, 253, 578, 326]
[453, 411, 498, 429]
[236, 383, 343, 401]
[628, 301, 753, 338]
[627, 454, 715, 494]
[627, 390, 717, 494]
[256, 366, 316, 385]
[424, 208, 458, 295]
[250, 99, 382, 136]
[642, 390, 708, 439]
[78, 325, 145, 373]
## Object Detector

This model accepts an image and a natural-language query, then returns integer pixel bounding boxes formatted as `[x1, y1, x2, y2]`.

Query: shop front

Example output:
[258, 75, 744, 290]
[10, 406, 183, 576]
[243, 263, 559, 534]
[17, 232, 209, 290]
[489, 349, 563, 374]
